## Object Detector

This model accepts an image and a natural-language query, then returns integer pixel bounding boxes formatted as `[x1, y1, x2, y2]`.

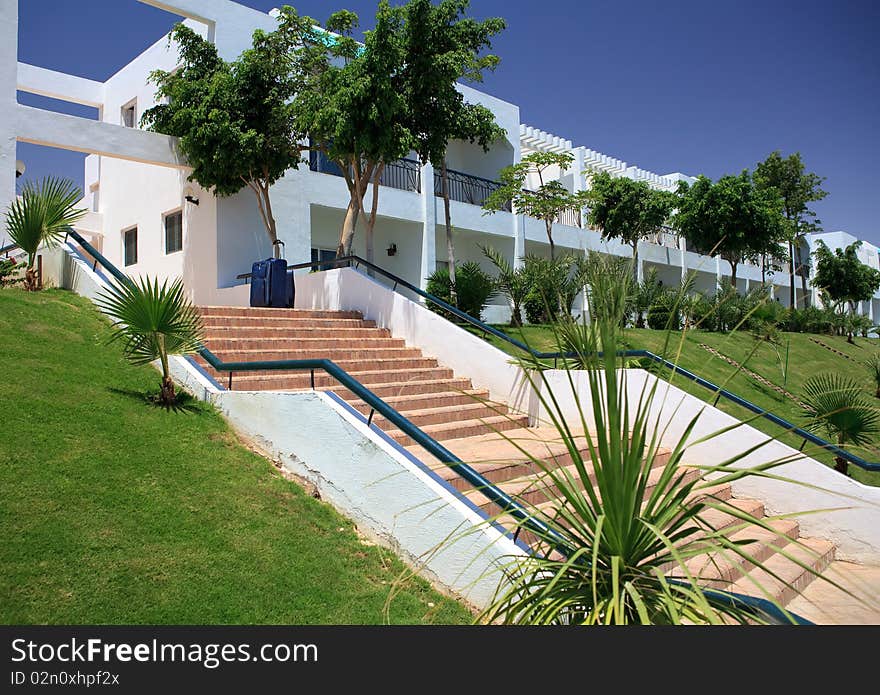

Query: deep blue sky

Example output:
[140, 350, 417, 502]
[16, 0, 880, 245]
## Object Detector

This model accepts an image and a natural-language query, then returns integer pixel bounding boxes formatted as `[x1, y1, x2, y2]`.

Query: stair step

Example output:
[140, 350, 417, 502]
[728, 536, 836, 609]
[203, 337, 408, 351]
[678, 518, 801, 589]
[371, 401, 508, 430]
[329, 378, 476, 400]
[203, 347, 425, 361]
[349, 390, 490, 415]
[386, 414, 531, 447]
[201, 326, 393, 339]
[198, 306, 364, 319]
[204, 353, 439, 371]
[202, 317, 376, 329]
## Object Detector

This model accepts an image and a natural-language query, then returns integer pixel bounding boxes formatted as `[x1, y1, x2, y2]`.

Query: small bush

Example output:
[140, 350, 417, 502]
[646, 290, 681, 330]
[426, 262, 496, 321]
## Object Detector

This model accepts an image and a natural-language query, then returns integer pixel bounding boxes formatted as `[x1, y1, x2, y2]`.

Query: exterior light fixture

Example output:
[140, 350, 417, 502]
[386, 243, 397, 257]
[15, 160, 25, 178]
[184, 194, 200, 206]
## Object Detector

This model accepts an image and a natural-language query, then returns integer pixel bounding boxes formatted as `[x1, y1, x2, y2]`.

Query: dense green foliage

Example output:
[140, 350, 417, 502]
[426, 261, 496, 320]
[142, 10, 315, 255]
[585, 171, 676, 280]
[674, 171, 787, 286]
[754, 151, 827, 306]
[811, 240, 880, 342]
[0, 289, 469, 624]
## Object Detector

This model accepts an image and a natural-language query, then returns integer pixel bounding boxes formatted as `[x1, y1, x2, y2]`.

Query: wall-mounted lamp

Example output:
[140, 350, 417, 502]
[15, 160, 25, 178]
[184, 194, 200, 206]
[386, 243, 397, 257]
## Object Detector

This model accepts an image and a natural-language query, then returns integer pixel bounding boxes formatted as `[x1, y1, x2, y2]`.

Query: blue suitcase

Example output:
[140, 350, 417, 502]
[250, 258, 291, 308]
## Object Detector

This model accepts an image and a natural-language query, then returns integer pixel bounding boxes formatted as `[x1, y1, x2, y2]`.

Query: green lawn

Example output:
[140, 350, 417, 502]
[0, 288, 471, 625]
[483, 323, 880, 487]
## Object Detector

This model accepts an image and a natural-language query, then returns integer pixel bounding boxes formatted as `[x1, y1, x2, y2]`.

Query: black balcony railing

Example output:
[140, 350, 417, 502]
[434, 167, 510, 211]
[308, 149, 421, 193]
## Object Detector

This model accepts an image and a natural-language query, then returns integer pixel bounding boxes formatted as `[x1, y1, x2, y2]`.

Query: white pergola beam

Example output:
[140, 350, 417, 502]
[17, 62, 104, 109]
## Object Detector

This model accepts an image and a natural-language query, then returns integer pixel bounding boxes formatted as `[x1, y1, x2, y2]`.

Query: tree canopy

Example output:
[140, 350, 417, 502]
[142, 8, 316, 257]
[754, 151, 827, 305]
[674, 171, 787, 287]
[812, 239, 880, 309]
[584, 171, 676, 280]
[483, 151, 589, 259]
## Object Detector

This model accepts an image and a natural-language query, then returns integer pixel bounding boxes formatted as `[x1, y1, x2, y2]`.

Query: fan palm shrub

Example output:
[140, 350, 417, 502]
[481, 245, 528, 327]
[4, 177, 86, 291]
[801, 373, 880, 475]
[97, 276, 205, 406]
[475, 263, 839, 625]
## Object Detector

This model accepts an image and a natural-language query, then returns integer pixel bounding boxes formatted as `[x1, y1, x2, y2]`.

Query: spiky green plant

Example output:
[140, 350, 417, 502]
[97, 276, 205, 406]
[482, 244, 529, 327]
[4, 177, 86, 291]
[867, 354, 880, 400]
[475, 261, 841, 625]
[801, 373, 880, 475]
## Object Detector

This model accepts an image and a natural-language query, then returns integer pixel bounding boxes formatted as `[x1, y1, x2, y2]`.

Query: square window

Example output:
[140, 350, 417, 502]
[164, 211, 183, 254]
[310, 247, 337, 271]
[123, 227, 138, 266]
[121, 100, 137, 128]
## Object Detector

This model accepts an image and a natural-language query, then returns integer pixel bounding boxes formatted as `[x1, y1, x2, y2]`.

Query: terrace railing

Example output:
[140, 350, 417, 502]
[308, 149, 421, 194]
[434, 167, 510, 211]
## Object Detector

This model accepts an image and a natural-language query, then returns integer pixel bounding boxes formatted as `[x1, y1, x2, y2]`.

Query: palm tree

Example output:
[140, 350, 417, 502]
[801, 373, 880, 475]
[97, 276, 205, 406]
[4, 177, 86, 291]
[867, 354, 880, 399]
[481, 245, 529, 327]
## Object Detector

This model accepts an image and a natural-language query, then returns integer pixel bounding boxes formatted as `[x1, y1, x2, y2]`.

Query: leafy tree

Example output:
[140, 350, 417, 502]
[4, 177, 85, 291]
[483, 151, 590, 259]
[755, 151, 827, 307]
[674, 172, 786, 288]
[401, 0, 506, 304]
[425, 261, 496, 320]
[584, 171, 676, 282]
[296, 4, 412, 263]
[865, 354, 880, 399]
[802, 373, 880, 475]
[811, 240, 880, 343]
[97, 276, 205, 407]
[143, 9, 315, 259]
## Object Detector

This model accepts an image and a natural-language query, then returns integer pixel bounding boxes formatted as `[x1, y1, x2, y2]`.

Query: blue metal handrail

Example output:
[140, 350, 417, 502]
[61, 229, 812, 624]
[294, 254, 880, 473]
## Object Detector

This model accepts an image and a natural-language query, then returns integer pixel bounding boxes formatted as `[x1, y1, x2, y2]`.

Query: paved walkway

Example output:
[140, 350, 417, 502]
[787, 560, 880, 624]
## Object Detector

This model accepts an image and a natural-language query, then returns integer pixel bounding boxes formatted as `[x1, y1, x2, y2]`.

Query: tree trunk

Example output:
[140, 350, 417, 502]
[262, 187, 280, 260]
[834, 456, 848, 476]
[730, 260, 738, 288]
[337, 199, 360, 259]
[546, 221, 555, 260]
[441, 159, 457, 307]
[158, 344, 176, 407]
[632, 241, 640, 285]
[24, 265, 37, 292]
[788, 240, 796, 308]
[511, 302, 522, 328]
[361, 164, 384, 267]
[761, 254, 766, 284]
[800, 261, 809, 308]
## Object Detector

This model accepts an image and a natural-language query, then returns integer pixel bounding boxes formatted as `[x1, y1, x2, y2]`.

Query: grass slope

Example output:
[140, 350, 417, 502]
[485, 324, 880, 486]
[0, 289, 471, 625]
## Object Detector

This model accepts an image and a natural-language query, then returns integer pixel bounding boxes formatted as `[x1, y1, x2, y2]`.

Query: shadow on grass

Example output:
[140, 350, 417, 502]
[107, 387, 205, 414]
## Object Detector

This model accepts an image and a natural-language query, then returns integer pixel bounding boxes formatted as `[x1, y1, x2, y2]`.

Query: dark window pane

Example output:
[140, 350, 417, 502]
[165, 211, 183, 254]
[123, 228, 137, 266]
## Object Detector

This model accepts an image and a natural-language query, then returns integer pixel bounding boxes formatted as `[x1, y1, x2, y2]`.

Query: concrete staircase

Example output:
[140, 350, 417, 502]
[195, 306, 529, 446]
[195, 305, 836, 613]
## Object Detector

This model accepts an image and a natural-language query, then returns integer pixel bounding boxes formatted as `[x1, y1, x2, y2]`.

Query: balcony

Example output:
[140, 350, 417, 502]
[308, 149, 421, 193]
[645, 229, 681, 251]
[434, 167, 510, 211]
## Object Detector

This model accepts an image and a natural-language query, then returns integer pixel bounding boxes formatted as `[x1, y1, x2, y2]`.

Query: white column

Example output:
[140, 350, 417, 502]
[0, 0, 18, 222]
[419, 161, 436, 292]
[678, 235, 687, 283]
[715, 256, 723, 291]
[635, 244, 644, 284]
[513, 213, 525, 270]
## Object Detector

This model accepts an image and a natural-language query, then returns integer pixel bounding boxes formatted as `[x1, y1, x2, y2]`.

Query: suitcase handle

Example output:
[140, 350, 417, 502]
[273, 239, 286, 260]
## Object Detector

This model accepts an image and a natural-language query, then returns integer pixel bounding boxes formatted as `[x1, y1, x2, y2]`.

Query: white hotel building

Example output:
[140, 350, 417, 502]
[2, 0, 878, 323]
